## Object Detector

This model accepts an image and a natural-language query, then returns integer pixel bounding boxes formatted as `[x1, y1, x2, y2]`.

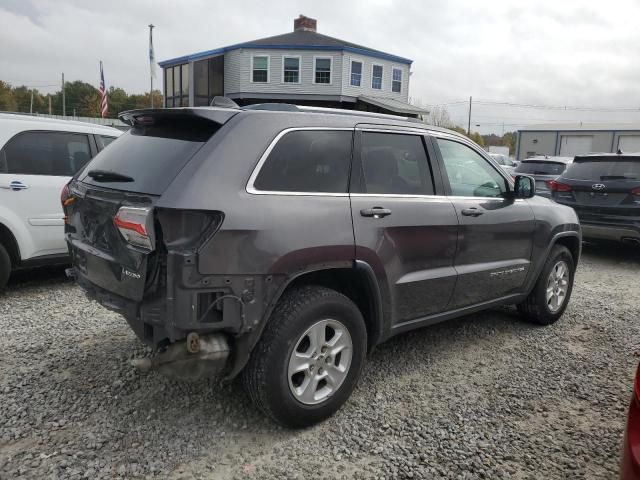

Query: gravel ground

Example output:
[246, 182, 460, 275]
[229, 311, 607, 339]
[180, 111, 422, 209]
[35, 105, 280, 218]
[1, 243, 639, 480]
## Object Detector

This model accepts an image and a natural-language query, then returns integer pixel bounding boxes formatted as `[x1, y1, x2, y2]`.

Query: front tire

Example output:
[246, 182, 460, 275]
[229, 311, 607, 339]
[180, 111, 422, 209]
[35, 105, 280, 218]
[518, 245, 575, 325]
[0, 244, 11, 290]
[243, 286, 367, 428]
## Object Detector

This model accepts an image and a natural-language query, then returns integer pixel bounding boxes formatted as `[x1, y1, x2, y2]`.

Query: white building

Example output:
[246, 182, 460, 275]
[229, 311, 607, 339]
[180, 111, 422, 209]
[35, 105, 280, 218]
[158, 15, 426, 117]
[516, 123, 640, 160]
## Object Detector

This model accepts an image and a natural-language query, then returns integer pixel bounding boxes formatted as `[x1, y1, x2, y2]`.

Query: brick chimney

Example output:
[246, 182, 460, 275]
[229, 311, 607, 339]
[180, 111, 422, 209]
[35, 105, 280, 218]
[294, 15, 317, 32]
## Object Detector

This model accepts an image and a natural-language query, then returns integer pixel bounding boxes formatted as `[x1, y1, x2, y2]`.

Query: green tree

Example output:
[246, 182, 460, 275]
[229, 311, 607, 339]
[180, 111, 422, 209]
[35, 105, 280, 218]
[0, 81, 17, 111]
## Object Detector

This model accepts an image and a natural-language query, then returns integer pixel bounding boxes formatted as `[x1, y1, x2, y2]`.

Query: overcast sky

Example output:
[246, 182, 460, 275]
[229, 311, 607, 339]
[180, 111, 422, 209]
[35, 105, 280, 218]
[2, 0, 640, 133]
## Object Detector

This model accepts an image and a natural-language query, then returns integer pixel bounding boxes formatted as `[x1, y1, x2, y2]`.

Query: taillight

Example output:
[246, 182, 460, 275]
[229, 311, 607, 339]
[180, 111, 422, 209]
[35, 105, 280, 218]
[545, 180, 572, 192]
[114, 207, 155, 251]
[631, 187, 640, 197]
[60, 182, 72, 206]
[635, 363, 640, 402]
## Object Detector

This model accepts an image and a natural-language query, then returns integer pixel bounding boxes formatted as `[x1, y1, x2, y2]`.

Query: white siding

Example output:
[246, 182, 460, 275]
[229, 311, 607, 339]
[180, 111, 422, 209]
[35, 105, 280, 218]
[223, 50, 242, 95]
[341, 54, 410, 101]
[227, 48, 344, 96]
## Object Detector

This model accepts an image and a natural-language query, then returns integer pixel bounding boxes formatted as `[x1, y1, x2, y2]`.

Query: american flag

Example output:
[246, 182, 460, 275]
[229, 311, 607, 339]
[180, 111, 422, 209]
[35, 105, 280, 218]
[99, 61, 108, 118]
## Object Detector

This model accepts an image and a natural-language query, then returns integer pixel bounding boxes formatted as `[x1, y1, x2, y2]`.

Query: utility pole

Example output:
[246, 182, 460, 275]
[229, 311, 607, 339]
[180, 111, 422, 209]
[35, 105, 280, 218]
[149, 24, 155, 108]
[48, 95, 52, 115]
[29, 89, 34, 114]
[62, 73, 66, 117]
[467, 96, 472, 136]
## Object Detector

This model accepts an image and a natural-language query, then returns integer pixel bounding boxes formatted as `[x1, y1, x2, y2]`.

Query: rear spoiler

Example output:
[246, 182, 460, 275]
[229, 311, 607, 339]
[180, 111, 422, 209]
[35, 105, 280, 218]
[119, 107, 239, 127]
[574, 154, 640, 162]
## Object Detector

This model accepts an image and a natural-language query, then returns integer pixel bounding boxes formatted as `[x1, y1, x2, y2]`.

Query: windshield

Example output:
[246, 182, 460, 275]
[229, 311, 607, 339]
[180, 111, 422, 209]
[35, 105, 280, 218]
[515, 161, 567, 176]
[564, 160, 640, 181]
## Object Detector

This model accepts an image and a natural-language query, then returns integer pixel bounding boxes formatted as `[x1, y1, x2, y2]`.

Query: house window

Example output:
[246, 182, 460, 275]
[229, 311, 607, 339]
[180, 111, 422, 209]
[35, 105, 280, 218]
[392, 68, 402, 93]
[350, 60, 362, 87]
[164, 64, 189, 107]
[283, 56, 300, 83]
[252, 56, 269, 83]
[314, 57, 332, 84]
[372, 64, 383, 90]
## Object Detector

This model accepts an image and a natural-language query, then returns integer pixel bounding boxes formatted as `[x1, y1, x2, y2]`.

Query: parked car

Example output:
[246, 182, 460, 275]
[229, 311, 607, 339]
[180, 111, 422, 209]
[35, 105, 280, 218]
[489, 152, 517, 175]
[548, 153, 640, 245]
[513, 156, 573, 197]
[620, 362, 640, 480]
[0, 113, 122, 289]
[63, 103, 581, 427]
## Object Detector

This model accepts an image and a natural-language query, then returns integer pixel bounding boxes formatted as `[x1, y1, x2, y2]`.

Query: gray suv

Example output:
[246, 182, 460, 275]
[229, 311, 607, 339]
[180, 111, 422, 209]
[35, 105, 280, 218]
[63, 104, 581, 427]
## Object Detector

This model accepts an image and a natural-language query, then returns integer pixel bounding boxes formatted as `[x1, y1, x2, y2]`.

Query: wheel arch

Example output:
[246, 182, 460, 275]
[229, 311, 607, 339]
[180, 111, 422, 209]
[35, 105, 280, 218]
[275, 263, 385, 352]
[0, 222, 20, 265]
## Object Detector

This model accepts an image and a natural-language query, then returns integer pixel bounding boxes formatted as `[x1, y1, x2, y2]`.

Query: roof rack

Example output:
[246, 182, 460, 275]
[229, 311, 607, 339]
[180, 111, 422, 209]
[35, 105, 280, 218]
[242, 103, 422, 123]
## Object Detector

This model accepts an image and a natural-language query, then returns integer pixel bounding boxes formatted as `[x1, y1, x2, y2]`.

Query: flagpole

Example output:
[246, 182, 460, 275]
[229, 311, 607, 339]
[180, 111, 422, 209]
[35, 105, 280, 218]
[149, 24, 155, 108]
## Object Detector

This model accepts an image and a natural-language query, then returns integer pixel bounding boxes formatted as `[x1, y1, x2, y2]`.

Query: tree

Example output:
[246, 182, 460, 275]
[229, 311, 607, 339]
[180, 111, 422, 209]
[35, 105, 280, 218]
[426, 105, 454, 128]
[0, 81, 17, 111]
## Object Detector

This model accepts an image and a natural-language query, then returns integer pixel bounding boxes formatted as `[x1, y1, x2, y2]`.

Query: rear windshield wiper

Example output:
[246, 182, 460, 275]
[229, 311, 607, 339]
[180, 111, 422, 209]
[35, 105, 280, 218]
[87, 169, 134, 182]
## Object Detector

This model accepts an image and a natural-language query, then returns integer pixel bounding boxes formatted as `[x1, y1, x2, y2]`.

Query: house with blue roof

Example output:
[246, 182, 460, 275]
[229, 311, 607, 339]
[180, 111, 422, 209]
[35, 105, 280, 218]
[159, 15, 426, 117]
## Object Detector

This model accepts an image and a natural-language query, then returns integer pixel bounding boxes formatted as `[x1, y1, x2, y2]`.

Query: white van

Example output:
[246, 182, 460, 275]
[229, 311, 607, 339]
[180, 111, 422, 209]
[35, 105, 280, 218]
[0, 113, 122, 288]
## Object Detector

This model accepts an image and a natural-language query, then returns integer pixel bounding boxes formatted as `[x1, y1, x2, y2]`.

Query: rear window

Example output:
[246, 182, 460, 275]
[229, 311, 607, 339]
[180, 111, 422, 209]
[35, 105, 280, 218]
[253, 130, 352, 193]
[564, 159, 640, 181]
[515, 161, 567, 176]
[80, 117, 219, 194]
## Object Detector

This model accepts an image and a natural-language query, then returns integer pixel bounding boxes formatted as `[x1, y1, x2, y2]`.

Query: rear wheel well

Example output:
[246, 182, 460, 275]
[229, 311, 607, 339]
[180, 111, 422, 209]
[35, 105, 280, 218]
[555, 235, 580, 264]
[282, 268, 381, 352]
[0, 223, 19, 265]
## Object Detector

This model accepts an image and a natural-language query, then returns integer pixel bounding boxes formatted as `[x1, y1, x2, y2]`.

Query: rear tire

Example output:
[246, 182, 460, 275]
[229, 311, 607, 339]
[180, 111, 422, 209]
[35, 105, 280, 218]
[243, 285, 367, 428]
[0, 243, 11, 290]
[518, 245, 575, 325]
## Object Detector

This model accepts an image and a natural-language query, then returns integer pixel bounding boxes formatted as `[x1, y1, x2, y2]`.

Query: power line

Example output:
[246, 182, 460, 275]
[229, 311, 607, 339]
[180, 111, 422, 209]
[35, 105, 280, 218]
[471, 99, 640, 112]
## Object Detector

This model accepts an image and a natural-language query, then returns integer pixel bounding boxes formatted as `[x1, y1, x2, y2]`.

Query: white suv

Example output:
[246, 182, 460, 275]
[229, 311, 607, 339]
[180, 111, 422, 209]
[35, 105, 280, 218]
[0, 113, 122, 288]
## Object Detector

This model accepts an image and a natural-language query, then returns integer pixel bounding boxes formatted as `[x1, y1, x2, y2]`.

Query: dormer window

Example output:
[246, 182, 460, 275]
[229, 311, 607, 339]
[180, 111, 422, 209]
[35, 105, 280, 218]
[252, 55, 269, 83]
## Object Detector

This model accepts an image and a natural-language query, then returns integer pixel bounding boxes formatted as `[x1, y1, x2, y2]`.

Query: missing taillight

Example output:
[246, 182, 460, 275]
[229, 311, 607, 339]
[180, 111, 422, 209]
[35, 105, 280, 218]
[114, 206, 155, 251]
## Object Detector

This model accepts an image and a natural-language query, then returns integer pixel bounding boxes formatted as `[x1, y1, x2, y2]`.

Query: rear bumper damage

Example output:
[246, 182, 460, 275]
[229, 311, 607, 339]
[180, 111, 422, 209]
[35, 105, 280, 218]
[69, 259, 284, 380]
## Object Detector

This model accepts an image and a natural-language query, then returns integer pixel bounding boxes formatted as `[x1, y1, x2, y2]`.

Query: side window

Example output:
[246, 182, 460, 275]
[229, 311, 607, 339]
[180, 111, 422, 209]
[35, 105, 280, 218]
[99, 135, 117, 149]
[0, 131, 91, 176]
[359, 132, 434, 195]
[436, 138, 507, 198]
[253, 130, 352, 193]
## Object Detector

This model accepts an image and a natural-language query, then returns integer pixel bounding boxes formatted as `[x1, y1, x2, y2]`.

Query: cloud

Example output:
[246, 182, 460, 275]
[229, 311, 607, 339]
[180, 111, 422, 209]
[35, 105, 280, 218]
[1, 0, 639, 131]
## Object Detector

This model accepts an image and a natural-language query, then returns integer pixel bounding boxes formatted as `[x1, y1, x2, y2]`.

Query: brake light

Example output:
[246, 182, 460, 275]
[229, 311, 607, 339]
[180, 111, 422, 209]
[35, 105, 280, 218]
[114, 207, 155, 251]
[632, 187, 640, 197]
[635, 363, 640, 402]
[60, 182, 72, 206]
[545, 180, 572, 192]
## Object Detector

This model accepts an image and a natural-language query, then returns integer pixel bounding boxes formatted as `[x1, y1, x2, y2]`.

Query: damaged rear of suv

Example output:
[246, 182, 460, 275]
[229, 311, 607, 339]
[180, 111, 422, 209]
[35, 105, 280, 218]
[64, 104, 581, 427]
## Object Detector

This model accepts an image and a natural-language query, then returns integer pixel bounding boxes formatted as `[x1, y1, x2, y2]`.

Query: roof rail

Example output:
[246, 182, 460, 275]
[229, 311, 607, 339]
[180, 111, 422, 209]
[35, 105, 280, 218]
[242, 103, 422, 123]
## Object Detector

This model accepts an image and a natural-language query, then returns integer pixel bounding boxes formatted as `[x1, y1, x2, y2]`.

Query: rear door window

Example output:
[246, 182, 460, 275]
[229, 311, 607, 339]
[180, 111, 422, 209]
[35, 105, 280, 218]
[0, 131, 91, 176]
[515, 161, 567, 176]
[564, 159, 640, 180]
[98, 135, 117, 149]
[356, 132, 434, 195]
[80, 118, 219, 194]
[253, 130, 352, 193]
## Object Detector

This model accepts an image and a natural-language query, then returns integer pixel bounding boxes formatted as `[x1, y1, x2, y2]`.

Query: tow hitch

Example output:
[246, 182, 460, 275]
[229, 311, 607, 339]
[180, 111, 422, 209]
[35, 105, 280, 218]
[131, 333, 230, 381]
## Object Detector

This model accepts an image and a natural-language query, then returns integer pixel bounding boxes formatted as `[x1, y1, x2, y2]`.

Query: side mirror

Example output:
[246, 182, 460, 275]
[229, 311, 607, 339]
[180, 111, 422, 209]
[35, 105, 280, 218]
[513, 175, 536, 199]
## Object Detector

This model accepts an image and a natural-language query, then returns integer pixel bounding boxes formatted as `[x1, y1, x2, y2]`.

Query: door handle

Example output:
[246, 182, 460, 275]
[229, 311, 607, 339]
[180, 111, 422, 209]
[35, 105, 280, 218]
[461, 207, 483, 217]
[0, 180, 29, 191]
[360, 207, 392, 218]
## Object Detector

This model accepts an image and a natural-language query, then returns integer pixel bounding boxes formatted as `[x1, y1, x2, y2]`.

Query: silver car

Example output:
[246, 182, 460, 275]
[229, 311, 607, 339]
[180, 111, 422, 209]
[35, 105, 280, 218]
[489, 153, 517, 175]
[513, 156, 573, 197]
